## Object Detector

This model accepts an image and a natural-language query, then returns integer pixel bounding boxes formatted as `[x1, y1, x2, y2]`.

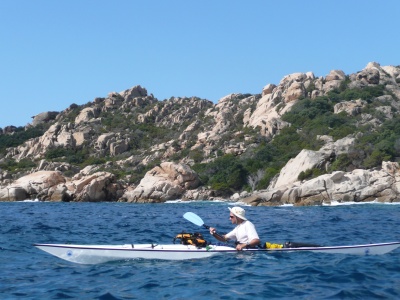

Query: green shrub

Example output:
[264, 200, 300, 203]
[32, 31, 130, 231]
[0, 159, 17, 171]
[0, 125, 46, 154]
[45, 148, 72, 160]
[45, 147, 91, 165]
[0, 158, 36, 172]
[83, 156, 107, 165]
[329, 154, 352, 172]
[298, 168, 324, 181]
[193, 154, 248, 192]
[189, 149, 204, 163]
[357, 117, 400, 168]
[16, 158, 36, 170]
[256, 167, 279, 190]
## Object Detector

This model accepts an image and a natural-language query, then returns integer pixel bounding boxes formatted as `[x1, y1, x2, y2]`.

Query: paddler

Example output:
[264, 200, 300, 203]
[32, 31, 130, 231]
[209, 206, 260, 251]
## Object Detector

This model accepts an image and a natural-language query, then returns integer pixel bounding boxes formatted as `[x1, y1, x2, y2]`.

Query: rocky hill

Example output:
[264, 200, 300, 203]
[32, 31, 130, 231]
[1, 62, 400, 205]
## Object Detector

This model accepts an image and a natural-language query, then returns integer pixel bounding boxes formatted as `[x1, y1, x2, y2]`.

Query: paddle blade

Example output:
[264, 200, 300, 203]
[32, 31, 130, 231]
[183, 212, 204, 227]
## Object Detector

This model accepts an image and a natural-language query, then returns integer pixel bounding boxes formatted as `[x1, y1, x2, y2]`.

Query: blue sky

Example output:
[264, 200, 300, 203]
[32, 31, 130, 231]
[1, 1, 399, 128]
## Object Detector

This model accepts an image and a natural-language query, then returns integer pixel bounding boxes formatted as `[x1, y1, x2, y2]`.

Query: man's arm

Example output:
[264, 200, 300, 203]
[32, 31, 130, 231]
[209, 227, 227, 242]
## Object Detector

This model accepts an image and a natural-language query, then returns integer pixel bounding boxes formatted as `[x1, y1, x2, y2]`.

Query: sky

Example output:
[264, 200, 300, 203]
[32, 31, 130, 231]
[1, 1, 399, 128]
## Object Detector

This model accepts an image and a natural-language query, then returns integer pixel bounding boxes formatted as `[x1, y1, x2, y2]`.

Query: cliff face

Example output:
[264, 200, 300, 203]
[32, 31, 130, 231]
[1, 62, 400, 204]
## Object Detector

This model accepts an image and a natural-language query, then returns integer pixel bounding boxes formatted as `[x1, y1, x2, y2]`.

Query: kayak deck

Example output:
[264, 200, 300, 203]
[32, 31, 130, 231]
[265, 241, 400, 255]
[34, 241, 400, 264]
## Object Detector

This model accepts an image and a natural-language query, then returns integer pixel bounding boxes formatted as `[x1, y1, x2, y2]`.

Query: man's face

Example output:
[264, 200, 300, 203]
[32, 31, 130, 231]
[229, 214, 236, 224]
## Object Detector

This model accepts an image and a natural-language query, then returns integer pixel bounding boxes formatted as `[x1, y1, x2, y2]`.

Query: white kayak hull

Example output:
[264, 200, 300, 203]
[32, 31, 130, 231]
[34, 243, 230, 264]
[34, 241, 400, 264]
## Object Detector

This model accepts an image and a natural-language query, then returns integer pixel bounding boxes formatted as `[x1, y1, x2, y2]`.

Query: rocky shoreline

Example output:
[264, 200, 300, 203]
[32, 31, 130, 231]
[1, 160, 399, 206]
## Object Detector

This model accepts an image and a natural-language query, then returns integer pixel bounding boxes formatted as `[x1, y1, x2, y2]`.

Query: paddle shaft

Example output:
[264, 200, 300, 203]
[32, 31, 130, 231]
[202, 224, 225, 240]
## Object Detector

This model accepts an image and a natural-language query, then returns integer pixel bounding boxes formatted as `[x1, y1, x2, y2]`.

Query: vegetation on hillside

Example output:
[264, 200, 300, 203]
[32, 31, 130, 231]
[0, 125, 46, 155]
[0, 125, 47, 173]
[193, 84, 394, 193]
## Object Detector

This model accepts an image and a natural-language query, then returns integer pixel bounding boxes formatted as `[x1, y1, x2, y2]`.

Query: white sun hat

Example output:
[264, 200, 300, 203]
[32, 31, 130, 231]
[228, 207, 247, 221]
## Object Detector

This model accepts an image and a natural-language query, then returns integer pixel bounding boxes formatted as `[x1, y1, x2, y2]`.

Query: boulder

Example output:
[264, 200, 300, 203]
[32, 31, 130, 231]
[3, 126, 17, 134]
[262, 84, 276, 96]
[73, 131, 91, 147]
[270, 135, 356, 189]
[110, 140, 129, 156]
[271, 149, 325, 189]
[119, 85, 148, 101]
[0, 169, 124, 202]
[356, 67, 380, 84]
[284, 81, 306, 102]
[334, 99, 367, 116]
[95, 133, 115, 150]
[0, 186, 28, 201]
[0, 171, 65, 201]
[31, 111, 59, 126]
[75, 107, 100, 124]
[124, 162, 200, 203]
[67, 171, 120, 202]
[325, 70, 346, 81]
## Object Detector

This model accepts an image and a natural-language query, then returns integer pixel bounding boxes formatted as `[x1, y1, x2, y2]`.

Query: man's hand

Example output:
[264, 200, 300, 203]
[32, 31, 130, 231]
[236, 243, 247, 251]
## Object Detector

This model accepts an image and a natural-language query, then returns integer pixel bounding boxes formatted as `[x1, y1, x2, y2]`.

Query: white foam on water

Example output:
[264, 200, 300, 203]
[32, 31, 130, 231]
[165, 198, 400, 207]
[322, 199, 400, 206]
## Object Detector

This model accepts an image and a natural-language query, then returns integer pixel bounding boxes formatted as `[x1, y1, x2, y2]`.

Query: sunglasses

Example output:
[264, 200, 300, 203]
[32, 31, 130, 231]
[229, 215, 235, 219]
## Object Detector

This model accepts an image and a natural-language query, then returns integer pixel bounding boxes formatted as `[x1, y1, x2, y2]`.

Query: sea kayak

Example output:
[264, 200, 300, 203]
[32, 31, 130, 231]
[34, 241, 400, 264]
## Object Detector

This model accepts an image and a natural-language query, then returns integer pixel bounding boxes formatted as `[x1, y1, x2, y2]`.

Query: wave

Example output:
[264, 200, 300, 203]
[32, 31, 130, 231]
[323, 199, 400, 206]
[165, 198, 400, 207]
[165, 199, 254, 207]
[165, 199, 228, 204]
[21, 198, 42, 202]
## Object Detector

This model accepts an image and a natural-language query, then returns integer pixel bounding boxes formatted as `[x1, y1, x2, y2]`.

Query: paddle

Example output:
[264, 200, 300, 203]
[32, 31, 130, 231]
[183, 212, 225, 240]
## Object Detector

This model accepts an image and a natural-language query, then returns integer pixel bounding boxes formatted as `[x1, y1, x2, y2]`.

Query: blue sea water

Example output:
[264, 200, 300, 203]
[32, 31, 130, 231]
[1, 201, 400, 300]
